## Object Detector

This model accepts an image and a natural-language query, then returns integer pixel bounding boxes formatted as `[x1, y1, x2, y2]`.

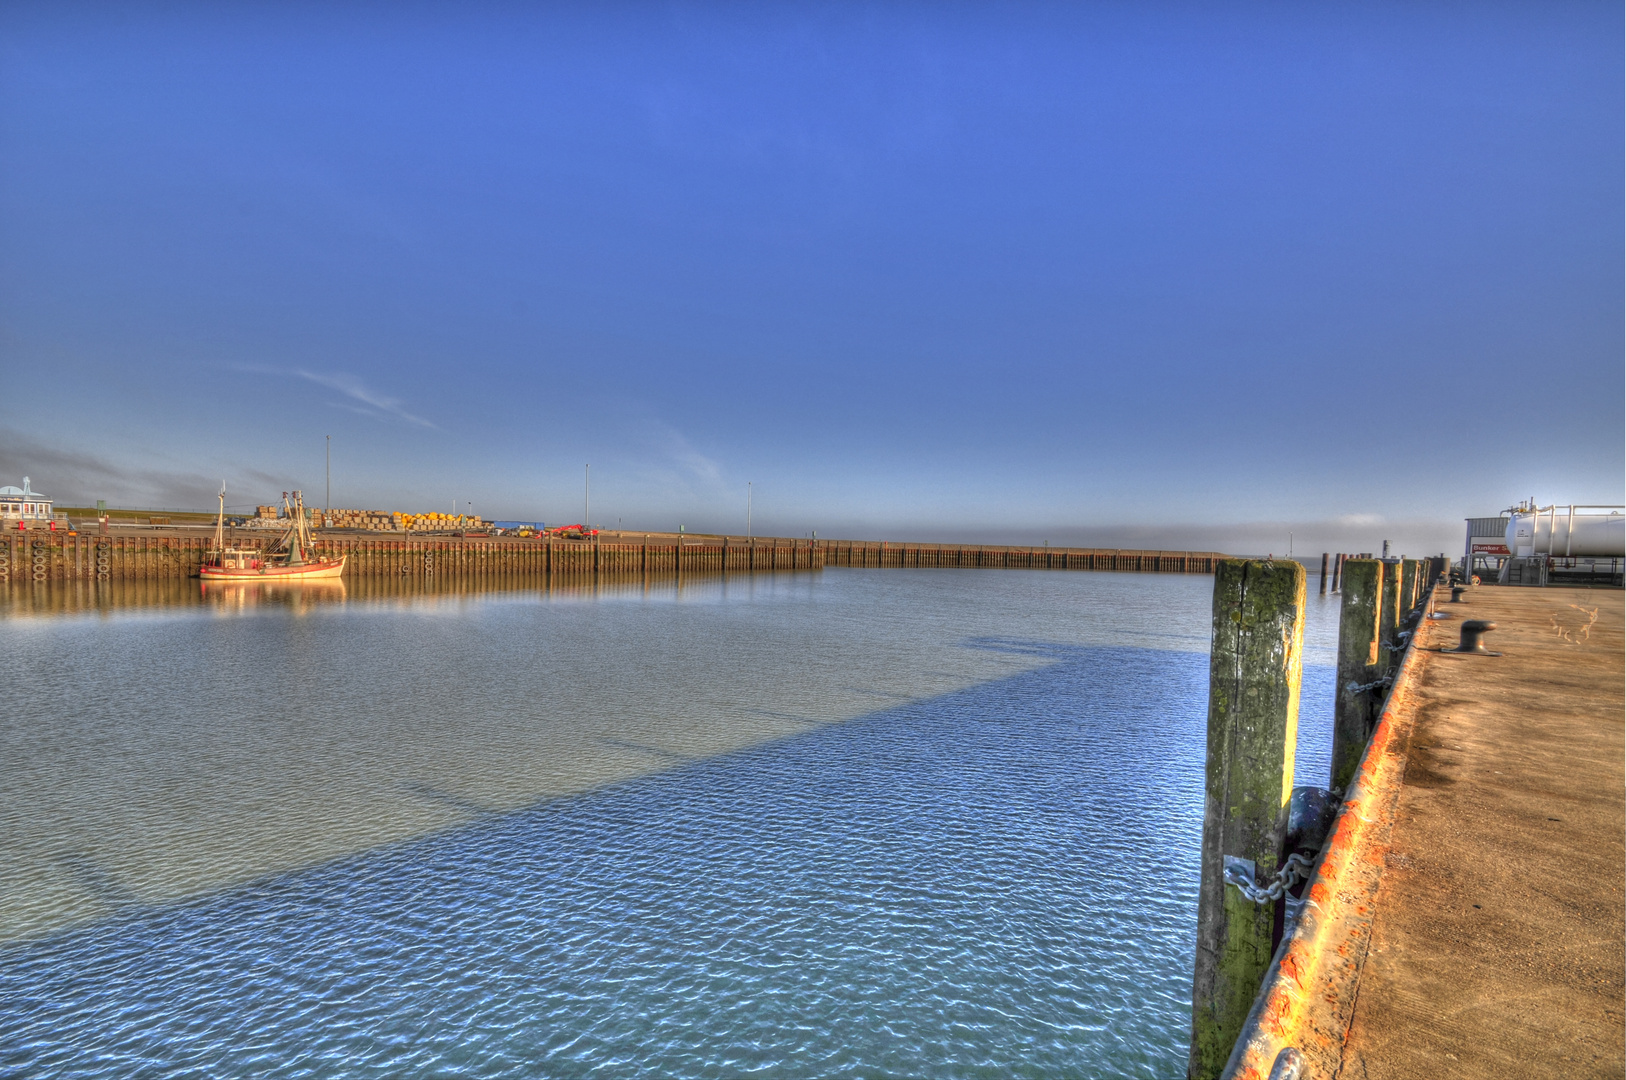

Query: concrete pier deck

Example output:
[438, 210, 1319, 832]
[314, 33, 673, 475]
[1340, 585, 1624, 1078]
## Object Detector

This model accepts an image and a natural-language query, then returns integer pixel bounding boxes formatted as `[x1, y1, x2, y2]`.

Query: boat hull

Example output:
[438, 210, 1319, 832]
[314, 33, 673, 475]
[200, 557, 346, 581]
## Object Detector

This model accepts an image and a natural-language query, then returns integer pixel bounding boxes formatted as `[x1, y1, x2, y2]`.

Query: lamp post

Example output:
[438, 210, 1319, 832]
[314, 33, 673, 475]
[584, 464, 590, 529]
[325, 435, 330, 513]
[747, 482, 752, 539]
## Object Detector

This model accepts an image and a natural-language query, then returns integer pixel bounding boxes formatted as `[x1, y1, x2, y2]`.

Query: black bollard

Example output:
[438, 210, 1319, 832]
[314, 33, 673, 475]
[1448, 619, 1500, 655]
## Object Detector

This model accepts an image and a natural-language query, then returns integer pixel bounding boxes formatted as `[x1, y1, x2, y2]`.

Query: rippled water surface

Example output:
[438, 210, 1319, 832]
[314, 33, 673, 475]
[0, 568, 1342, 1077]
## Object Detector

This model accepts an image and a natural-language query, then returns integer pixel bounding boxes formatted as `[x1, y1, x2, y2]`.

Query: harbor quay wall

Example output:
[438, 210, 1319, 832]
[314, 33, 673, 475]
[0, 530, 822, 582]
[0, 526, 1227, 583]
[821, 538, 1225, 573]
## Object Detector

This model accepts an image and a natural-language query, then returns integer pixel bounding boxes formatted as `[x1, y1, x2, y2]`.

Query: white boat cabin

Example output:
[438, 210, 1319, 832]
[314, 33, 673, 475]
[211, 547, 264, 571]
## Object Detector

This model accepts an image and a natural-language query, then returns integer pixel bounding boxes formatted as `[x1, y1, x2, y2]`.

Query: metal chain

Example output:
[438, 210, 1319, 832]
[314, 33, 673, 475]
[1344, 676, 1391, 694]
[1224, 853, 1315, 904]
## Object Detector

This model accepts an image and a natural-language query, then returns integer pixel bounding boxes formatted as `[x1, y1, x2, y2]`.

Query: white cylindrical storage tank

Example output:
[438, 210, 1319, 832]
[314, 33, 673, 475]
[1506, 510, 1625, 558]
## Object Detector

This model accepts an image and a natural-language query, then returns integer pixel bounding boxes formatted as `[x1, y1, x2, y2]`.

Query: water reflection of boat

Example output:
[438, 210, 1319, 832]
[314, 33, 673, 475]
[201, 577, 347, 609]
[200, 488, 346, 582]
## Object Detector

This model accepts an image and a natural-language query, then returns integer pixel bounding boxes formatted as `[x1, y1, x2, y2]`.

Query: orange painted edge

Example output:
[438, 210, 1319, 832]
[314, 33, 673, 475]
[1220, 596, 1432, 1080]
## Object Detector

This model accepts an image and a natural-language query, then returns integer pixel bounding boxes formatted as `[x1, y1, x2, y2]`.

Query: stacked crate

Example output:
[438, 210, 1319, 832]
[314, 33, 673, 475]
[299, 508, 488, 532]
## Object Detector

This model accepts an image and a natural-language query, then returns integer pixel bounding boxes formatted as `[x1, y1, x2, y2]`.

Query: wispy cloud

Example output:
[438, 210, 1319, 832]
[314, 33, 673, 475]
[650, 421, 723, 487]
[237, 365, 438, 428]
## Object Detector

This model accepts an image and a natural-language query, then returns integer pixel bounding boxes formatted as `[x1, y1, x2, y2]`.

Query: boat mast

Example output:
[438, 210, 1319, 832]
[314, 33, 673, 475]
[289, 491, 307, 565]
[213, 483, 226, 557]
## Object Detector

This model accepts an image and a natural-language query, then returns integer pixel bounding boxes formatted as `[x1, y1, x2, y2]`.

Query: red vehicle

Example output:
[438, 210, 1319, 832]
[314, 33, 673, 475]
[548, 524, 599, 539]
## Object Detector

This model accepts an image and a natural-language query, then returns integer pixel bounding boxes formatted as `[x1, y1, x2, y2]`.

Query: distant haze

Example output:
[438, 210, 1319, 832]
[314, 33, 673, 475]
[1, 2, 1619, 553]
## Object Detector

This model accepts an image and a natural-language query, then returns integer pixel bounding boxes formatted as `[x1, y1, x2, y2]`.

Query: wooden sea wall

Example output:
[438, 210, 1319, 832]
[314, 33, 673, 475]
[0, 528, 1225, 583]
[0, 531, 824, 582]
[819, 539, 1223, 574]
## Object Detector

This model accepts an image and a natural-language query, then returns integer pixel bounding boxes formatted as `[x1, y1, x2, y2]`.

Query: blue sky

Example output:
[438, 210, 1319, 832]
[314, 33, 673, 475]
[1, 1, 1619, 554]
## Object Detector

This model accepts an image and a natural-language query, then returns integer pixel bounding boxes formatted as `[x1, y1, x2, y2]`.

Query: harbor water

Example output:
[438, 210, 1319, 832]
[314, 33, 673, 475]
[0, 568, 1342, 1078]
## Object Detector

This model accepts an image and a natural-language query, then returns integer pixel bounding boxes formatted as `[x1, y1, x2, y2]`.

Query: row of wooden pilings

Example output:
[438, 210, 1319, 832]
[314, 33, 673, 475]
[0, 531, 825, 582]
[0, 528, 1227, 583]
[823, 539, 1222, 573]
[1189, 555, 1447, 1079]
[1315, 551, 1384, 596]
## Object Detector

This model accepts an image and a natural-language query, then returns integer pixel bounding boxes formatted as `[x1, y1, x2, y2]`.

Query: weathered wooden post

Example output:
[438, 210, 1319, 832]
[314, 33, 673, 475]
[1425, 555, 1445, 590]
[1332, 552, 1344, 593]
[1331, 559, 1384, 793]
[1378, 559, 1403, 677]
[1189, 559, 1306, 1080]
[1318, 552, 1329, 594]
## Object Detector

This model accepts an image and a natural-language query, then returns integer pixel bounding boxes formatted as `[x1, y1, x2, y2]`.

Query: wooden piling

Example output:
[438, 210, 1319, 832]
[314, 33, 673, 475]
[1189, 559, 1306, 1080]
[1330, 559, 1384, 794]
[1378, 559, 1404, 678]
[1331, 553, 1343, 593]
[1400, 558, 1419, 614]
[1425, 555, 1446, 590]
[1319, 552, 1329, 595]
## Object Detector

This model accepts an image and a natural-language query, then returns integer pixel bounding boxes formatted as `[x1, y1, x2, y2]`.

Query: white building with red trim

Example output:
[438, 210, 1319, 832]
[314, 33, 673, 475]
[0, 478, 54, 522]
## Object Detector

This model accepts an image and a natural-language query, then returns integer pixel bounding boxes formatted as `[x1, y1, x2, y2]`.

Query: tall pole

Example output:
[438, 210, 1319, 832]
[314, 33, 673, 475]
[325, 435, 330, 513]
[747, 482, 752, 539]
[585, 464, 590, 529]
[214, 483, 226, 556]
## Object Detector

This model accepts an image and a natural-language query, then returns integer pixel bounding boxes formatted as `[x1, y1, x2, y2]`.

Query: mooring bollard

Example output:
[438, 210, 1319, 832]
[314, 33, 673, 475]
[1189, 559, 1305, 1080]
[1331, 559, 1383, 794]
[1448, 619, 1500, 655]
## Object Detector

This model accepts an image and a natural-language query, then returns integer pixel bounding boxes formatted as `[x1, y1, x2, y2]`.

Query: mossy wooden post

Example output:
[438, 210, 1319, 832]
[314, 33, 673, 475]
[1331, 559, 1384, 793]
[1189, 559, 1305, 1080]
[1399, 558, 1417, 615]
[1378, 559, 1403, 677]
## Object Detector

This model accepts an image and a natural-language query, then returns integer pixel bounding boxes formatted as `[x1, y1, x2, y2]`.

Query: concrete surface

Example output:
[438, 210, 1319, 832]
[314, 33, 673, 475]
[1339, 585, 1624, 1078]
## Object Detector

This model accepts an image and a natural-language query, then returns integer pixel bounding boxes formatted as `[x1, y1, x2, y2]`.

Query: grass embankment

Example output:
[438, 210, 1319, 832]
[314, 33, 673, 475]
[56, 507, 218, 524]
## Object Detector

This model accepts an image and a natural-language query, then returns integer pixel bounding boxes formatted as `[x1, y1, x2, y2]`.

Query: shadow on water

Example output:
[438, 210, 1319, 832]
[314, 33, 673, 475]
[0, 565, 1342, 1079]
[0, 641, 1238, 1079]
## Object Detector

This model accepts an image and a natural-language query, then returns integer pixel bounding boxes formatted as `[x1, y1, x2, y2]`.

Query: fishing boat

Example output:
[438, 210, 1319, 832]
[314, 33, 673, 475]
[200, 488, 346, 581]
